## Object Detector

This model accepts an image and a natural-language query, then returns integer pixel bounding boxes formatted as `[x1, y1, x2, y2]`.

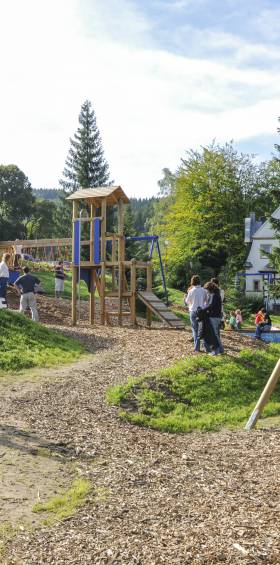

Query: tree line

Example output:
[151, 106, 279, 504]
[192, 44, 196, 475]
[0, 100, 279, 291]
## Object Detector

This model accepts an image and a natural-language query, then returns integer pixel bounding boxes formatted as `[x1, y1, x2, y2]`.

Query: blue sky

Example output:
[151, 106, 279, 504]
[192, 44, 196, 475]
[0, 0, 279, 196]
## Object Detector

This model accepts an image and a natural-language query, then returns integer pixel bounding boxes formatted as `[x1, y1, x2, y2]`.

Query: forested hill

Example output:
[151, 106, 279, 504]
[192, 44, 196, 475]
[33, 188, 61, 200]
[32, 189, 158, 235]
[130, 197, 159, 233]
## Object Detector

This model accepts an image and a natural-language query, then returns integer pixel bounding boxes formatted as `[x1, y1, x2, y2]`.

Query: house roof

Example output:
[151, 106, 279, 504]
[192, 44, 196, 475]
[66, 186, 130, 206]
[251, 204, 280, 239]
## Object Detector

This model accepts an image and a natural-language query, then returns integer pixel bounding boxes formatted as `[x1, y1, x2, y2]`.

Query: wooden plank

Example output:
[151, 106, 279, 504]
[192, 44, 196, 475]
[131, 259, 136, 326]
[139, 292, 161, 300]
[149, 303, 169, 310]
[107, 311, 131, 316]
[137, 291, 185, 329]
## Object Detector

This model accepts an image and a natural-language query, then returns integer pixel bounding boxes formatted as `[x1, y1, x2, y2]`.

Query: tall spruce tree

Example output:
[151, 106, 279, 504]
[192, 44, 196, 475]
[55, 100, 111, 236]
[60, 99, 110, 191]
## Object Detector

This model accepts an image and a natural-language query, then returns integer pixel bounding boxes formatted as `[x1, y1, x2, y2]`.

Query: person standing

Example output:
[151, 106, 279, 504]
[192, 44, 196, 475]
[184, 275, 208, 352]
[0, 253, 11, 300]
[235, 309, 243, 329]
[13, 240, 23, 268]
[54, 261, 66, 298]
[204, 281, 224, 355]
[15, 266, 41, 321]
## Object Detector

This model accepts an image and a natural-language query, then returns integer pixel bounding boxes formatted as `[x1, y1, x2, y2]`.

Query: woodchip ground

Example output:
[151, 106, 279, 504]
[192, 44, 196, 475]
[1, 295, 280, 564]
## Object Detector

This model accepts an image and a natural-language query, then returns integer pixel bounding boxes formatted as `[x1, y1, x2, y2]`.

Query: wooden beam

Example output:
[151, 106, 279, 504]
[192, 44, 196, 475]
[72, 267, 78, 325]
[71, 201, 79, 325]
[118, 262, 123, 325]
[245, 358, 280, 430]
[131, 258, 137, 326]
[90, 204, 96, 263]
[112, 238, 116, 291]
[89, 268, 95, 325]
[100, 262, 106, 325]
[118, 199, 125, 261]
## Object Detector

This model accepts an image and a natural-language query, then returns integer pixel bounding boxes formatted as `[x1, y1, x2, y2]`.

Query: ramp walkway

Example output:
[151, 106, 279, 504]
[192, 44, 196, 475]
[137, 291, 185, 329]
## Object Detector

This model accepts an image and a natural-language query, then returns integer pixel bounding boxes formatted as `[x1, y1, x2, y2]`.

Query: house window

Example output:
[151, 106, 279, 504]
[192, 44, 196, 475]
[260, 244, 271, 258]
[253, 280, 260, 292]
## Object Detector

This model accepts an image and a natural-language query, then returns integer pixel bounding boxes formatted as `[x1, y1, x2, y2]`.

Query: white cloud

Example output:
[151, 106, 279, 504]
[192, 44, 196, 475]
[0, 0, 279, 198]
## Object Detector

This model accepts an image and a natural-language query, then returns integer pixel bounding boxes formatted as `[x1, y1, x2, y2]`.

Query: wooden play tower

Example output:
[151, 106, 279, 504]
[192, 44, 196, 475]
[67, 186, 185, 329]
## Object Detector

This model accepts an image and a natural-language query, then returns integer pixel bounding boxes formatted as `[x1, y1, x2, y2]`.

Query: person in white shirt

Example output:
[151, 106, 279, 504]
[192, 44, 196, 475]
[0, 253, 11, 300]
[184, 275, 208, 352]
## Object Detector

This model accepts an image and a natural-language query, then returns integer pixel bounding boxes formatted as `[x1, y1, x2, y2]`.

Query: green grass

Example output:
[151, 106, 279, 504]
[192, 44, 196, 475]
[0, 310, 84, 373]
[32, 478, 92, 524]
[107, 344, 280, 433]
[34, 271, 89, 300]
[0, 523, 17, 555]
[166, 287, 185, 305]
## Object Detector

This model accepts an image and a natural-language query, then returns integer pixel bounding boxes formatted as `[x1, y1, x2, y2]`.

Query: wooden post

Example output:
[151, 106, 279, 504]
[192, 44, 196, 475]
[118, 199, 125, 261]
[146, 261, 152, 328]
[72, 266, 78, 325]
[89, 268, 95, 325]
[112, 238, 116, 291]
[100, 261, 106, 325]
[131, 259, 137, 326]
[90, 204, 96, 263]
[101, 198, 107, 262]
[118, 262, 123, 325]
[245, 358, 280, 430]
[71, 200, 79, 325]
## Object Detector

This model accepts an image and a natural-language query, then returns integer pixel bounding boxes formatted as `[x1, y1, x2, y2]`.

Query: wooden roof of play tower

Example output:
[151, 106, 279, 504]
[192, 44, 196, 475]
[67, 186, 130, 206]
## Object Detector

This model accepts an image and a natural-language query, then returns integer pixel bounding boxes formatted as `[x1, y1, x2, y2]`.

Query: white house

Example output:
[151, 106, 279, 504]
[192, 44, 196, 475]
[244, 206, 280, 307]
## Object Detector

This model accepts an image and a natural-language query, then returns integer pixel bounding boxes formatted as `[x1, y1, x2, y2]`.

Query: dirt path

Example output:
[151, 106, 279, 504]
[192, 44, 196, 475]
[1, 316, 280, 564]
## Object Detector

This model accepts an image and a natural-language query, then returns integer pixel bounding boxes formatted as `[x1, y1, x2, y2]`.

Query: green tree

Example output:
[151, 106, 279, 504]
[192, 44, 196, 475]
[153, 143, 270, 288]
[60, 99, 110, 192]
[57, 100, 111, 237]
[26, 199, 57, 238]
[0, 164, 34, 240]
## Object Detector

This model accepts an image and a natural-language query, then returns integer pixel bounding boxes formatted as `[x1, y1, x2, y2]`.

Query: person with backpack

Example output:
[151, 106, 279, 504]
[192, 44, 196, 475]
[184, 275, 208, 352]
[14, 266, 41, 321]
[204, 281, 224, 355]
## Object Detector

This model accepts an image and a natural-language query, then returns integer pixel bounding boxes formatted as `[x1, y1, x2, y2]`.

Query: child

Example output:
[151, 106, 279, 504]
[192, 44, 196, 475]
[54, 261, 66, 298]
[235, 309, 243, 330]
[229, 311, 237, 330]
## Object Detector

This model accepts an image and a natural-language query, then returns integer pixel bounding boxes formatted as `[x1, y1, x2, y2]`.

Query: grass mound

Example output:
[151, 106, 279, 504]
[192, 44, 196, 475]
[107, 344, 280, 433]
[0, 310, 84, 372]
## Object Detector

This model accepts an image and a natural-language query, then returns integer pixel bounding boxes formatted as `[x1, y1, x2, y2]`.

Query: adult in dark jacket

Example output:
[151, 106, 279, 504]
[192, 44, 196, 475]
[196, 307, 219, 351]
[204, 281, 224, 355]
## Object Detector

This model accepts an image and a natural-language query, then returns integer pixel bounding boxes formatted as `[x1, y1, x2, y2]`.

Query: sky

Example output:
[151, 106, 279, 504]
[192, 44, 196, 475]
[0, 0, 280, 198]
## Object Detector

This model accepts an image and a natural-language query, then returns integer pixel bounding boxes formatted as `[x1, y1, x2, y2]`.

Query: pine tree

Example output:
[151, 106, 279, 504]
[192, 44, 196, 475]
[60, 99, 110, 192]
[55, 100, 111, 237]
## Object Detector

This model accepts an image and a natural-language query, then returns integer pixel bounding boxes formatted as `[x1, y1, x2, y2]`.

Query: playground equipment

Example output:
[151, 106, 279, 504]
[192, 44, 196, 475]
[245, 358, 280, 430]
[67, 185, 184, 329]
[0, 238, 72, 265]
